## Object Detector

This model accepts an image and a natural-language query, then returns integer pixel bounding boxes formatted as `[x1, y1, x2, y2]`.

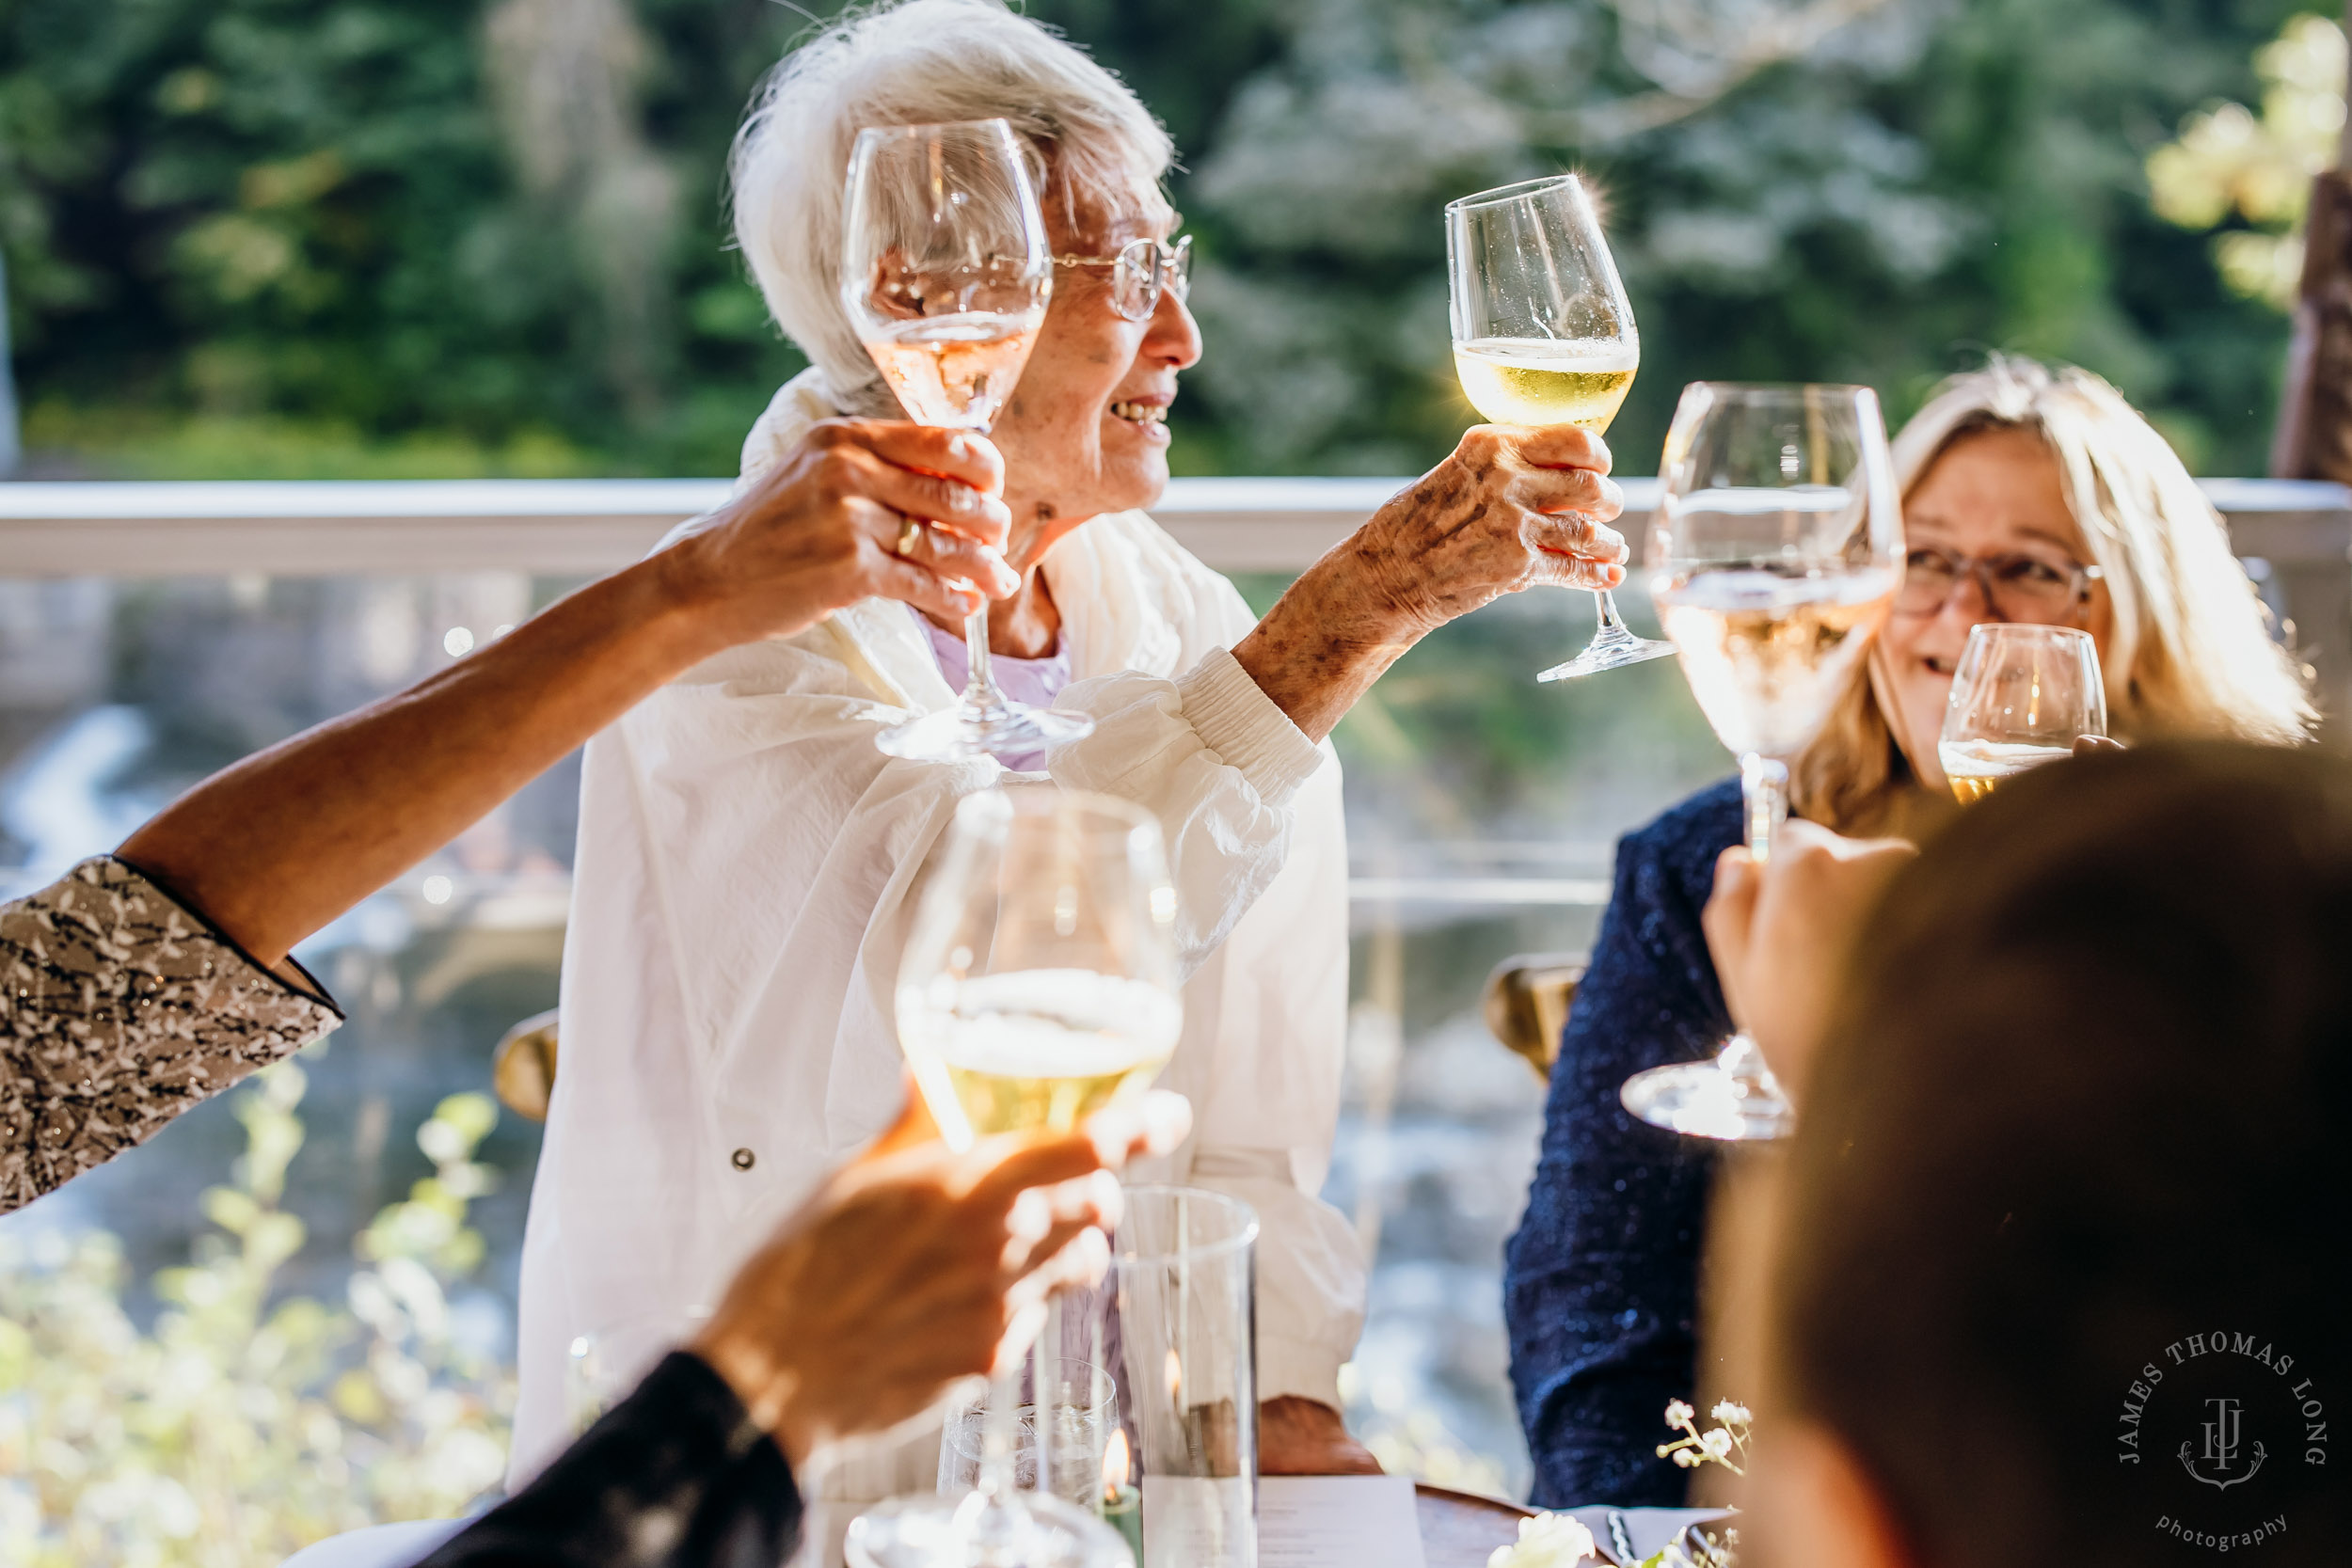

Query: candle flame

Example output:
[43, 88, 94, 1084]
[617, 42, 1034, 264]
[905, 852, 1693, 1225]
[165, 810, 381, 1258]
[1164, 1347, 1183, 1404]
[1104, 1428, 1131, 1498]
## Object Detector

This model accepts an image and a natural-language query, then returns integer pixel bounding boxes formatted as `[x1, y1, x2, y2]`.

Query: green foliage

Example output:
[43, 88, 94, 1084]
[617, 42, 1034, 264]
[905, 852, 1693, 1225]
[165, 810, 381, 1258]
[0, 0, 2321, 478]
[0, 1060, 515, 1565]
[2148, 13, 2345, 308]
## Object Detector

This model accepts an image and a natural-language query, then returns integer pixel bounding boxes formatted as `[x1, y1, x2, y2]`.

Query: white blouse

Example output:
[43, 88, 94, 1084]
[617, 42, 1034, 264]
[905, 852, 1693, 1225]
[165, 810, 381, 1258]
[509, 371, 1365, 1481]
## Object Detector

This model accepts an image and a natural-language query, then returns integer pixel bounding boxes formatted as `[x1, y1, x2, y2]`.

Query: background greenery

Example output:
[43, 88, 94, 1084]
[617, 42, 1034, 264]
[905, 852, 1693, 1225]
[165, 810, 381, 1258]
[0, 0, 2327, 483]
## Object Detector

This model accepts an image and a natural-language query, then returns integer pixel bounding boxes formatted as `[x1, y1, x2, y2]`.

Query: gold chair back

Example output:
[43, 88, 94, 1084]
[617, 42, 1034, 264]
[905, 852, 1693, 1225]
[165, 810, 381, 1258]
[1481, 953, 1584, 1083]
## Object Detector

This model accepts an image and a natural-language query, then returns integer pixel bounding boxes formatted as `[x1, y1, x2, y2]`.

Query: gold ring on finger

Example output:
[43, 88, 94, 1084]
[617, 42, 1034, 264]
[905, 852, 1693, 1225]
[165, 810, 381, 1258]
[895, 515, 925, 557]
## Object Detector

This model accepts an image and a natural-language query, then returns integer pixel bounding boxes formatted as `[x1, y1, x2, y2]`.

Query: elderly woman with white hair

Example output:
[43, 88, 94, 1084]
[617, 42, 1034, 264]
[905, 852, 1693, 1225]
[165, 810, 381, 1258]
[1503, 355, 2314, 1512]
[512, 0, 1633, 1486]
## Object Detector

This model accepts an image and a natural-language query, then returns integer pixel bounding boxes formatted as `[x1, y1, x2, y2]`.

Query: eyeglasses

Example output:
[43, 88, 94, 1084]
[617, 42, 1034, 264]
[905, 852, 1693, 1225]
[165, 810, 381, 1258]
[1896, 546, 2104, 623]
[1052, 234, 1191, 322]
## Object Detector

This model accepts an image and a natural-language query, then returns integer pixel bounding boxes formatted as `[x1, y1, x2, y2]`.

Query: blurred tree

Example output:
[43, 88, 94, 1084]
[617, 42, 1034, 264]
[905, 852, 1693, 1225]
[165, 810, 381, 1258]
[0, 0, 2319, 478]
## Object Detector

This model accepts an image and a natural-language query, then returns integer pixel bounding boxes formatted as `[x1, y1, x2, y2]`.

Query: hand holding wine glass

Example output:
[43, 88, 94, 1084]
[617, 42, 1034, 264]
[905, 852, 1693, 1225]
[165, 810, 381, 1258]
[1938, 624, 2107, 802]
[849, 785, 1182, 1568]
[1445, 173, 1673, 681]
[1622, 382, 1904, 1141]
[840, 118, 1093, 764]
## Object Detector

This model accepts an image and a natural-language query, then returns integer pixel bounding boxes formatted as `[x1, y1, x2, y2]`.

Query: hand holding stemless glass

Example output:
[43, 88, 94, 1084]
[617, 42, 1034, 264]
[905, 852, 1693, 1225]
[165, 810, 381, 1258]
[1937, 624, 2107, 802]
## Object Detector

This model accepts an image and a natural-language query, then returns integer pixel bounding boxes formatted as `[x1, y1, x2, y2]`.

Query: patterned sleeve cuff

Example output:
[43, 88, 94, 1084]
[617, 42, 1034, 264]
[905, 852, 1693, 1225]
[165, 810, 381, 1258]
[1, 856, 343, 1213]
[1175, 648, 1327, 807]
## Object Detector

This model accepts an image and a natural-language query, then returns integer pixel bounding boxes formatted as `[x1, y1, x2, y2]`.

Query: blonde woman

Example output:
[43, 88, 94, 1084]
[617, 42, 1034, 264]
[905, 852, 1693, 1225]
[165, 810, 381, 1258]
[1502, 356, 2312, 1508]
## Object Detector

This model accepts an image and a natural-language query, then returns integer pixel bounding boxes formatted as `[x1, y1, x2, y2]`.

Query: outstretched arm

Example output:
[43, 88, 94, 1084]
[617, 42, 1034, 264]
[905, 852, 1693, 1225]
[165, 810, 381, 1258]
[117, 420, 1016, 967]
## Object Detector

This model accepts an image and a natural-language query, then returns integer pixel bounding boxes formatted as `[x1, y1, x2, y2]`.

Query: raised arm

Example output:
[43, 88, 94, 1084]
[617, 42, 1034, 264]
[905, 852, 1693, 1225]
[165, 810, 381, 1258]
[1233, 423, 1627, 741]
[117, 420, 1016, 967]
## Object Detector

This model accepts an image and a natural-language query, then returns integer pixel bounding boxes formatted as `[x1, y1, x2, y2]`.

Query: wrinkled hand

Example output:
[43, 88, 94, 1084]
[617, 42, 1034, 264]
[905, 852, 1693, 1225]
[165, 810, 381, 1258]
[1345, 424, 1629, 641]
[1703, 821, 1917, 1108]
[660, 419, 1023, 648]
[1259, 1397, 1381, 1475]
[690, 1085, 1192, 1465]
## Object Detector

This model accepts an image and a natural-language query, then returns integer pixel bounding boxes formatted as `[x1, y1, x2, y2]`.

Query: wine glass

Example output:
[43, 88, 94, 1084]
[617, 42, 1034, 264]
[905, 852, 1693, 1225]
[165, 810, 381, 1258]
[1937, 623, 2106, 802]
[840, 119, 1094, 764]
[847, 785, 1182, 1568]
[1622, 383, 1904, 1141]
[1445, 174, 1674, 682]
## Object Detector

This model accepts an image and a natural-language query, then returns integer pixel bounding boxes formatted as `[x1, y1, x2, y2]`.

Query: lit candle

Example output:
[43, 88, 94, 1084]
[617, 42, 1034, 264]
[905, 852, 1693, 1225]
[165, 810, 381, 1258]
[1102, 1428, 1143, 1564]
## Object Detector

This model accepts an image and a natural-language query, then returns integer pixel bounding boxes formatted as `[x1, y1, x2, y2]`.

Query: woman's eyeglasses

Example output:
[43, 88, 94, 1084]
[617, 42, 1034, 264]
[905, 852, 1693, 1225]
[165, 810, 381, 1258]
[1052, 234, 1192, 322]
[1897, 546, 2103, 623]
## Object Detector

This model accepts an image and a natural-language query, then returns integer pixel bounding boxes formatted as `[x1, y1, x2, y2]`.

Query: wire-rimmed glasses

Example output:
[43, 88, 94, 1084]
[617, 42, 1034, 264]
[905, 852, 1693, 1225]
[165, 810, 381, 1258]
[1937, 623, 2106, 802]
[1897, 546, 2104, 624]
[840, 118, 1096, 765]
[1053, 234, 1191, 322]
[1621, 382, 1904, 1142]
[1444, 174, 1675, 682]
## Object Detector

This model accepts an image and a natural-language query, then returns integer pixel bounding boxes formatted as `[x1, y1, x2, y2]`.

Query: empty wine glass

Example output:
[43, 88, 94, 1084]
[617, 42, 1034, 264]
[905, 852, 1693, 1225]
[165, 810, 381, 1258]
[840, 119, 1093, 764]
[1622, 383, 1904, 1141]
[847, 786, 1181, 1568]
[1445, 174, 1673, 681]
[1938, 624, 2106, 802]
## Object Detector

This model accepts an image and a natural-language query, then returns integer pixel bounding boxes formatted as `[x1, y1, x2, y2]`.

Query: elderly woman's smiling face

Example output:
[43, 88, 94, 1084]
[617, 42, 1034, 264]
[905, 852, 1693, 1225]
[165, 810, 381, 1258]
[988, 176, 1200, 548]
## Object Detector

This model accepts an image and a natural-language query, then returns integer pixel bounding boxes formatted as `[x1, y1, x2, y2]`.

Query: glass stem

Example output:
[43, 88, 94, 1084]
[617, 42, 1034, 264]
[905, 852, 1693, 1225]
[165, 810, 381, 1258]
[961, 605, 1007, 719]
[1033, 1296, 1060, 1507]
[1740, 752, 1789, 862]
[979, 1361, 1022, 1498]
[1592, 589, 1630, 635]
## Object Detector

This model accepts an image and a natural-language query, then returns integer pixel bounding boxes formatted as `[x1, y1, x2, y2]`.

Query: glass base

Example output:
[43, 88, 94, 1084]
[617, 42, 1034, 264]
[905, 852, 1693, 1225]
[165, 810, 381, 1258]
[1536, 624, 1677, 683]
[876, 700, 1096, 764]
[846, 1490, 1133, 1568]
[1622, 1043, 1794, 1142]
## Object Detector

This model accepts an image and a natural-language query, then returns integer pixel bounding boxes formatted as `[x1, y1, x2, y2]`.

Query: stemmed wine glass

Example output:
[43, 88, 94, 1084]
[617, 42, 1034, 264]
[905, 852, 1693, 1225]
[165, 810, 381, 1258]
[1621, 383, 1904, 1141]
[1445, 174, 1675, 681]
[1938, 624, 2106, 802]
[841, 119, 1094, 763]
[847, 786, 1183, 1568]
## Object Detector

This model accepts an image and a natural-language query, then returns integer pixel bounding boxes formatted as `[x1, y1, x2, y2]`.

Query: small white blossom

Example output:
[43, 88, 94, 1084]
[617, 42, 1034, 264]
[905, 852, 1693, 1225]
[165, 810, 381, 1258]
[1664, 1400, 1695, 1427]
[1672, 1449, 1700, 1466]
[1487, 1512, 1598, 1568]
[1701, 1429, 1734, 1459]
[1710, 1402, 1751, 1426]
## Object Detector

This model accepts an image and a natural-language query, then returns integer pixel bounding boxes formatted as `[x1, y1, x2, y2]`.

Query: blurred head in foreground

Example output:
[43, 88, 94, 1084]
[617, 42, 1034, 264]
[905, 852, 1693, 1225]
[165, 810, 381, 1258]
[1759, 742, 2345, 1568]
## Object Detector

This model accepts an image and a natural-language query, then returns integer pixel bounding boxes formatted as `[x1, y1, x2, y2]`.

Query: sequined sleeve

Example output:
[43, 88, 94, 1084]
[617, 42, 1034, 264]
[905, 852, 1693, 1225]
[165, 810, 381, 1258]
[1, 855, 342, 1213]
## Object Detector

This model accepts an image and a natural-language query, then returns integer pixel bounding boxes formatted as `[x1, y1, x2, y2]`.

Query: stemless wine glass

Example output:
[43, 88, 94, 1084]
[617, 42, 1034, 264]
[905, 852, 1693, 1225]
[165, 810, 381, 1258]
[847, 786, 1182, 1568]
[1445, 174, 1674, 681]
[840, 119, 1093, 764]
[1937, 624, 2106, 803]
[1624, 383, 1904, 1141]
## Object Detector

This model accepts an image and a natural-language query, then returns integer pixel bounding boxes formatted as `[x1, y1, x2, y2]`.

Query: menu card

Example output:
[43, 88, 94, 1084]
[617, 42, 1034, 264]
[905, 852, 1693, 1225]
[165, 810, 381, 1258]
[1258, 1475, 1428, 1568]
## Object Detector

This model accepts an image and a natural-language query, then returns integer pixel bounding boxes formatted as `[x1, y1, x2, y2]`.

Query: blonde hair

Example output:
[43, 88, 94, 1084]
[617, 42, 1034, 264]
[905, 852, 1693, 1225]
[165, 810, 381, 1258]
[1792, 356, 2314, 832]
[728, 0, 1173, 418]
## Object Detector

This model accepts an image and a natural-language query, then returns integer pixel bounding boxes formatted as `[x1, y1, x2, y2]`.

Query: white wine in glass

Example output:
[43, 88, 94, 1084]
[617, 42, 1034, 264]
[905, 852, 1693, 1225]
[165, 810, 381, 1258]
[1937, 623, 2106, 803]
[1445, 175, 1673, 681]
[840, 119, 1093, 766]
[1625, 383, 1903, 1142]
[850, 786, 1181, 1568]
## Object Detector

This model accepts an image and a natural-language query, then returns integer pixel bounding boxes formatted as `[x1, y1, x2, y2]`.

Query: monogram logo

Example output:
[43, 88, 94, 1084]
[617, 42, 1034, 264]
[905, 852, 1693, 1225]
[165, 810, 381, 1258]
[2180, 1397, 2266, 1490]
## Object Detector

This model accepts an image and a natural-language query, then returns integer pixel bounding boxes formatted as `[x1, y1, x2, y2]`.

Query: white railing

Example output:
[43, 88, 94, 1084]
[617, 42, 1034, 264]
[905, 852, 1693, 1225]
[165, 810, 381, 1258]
[4, 472, 2348, 781]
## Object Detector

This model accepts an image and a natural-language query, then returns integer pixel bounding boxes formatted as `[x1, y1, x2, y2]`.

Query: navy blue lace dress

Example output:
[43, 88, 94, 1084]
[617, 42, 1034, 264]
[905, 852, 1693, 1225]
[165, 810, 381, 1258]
[1503, 778, 1742, 1508]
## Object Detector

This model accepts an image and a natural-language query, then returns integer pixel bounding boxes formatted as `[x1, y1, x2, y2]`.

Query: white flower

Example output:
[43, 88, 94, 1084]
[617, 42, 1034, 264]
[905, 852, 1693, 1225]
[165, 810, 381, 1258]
[1701, 1429, 1734, 1459]
[1672, 1449, 1700, 1466]
[1664, 1399, 1695, 1427]
[1486, 1511, 1599, 1568]
[1710, 1402, 1751, 1426]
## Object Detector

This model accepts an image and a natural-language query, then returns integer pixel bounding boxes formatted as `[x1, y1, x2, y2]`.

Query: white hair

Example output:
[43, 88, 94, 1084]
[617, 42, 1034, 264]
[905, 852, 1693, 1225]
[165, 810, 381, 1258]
[729, 0, 1174, 416]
